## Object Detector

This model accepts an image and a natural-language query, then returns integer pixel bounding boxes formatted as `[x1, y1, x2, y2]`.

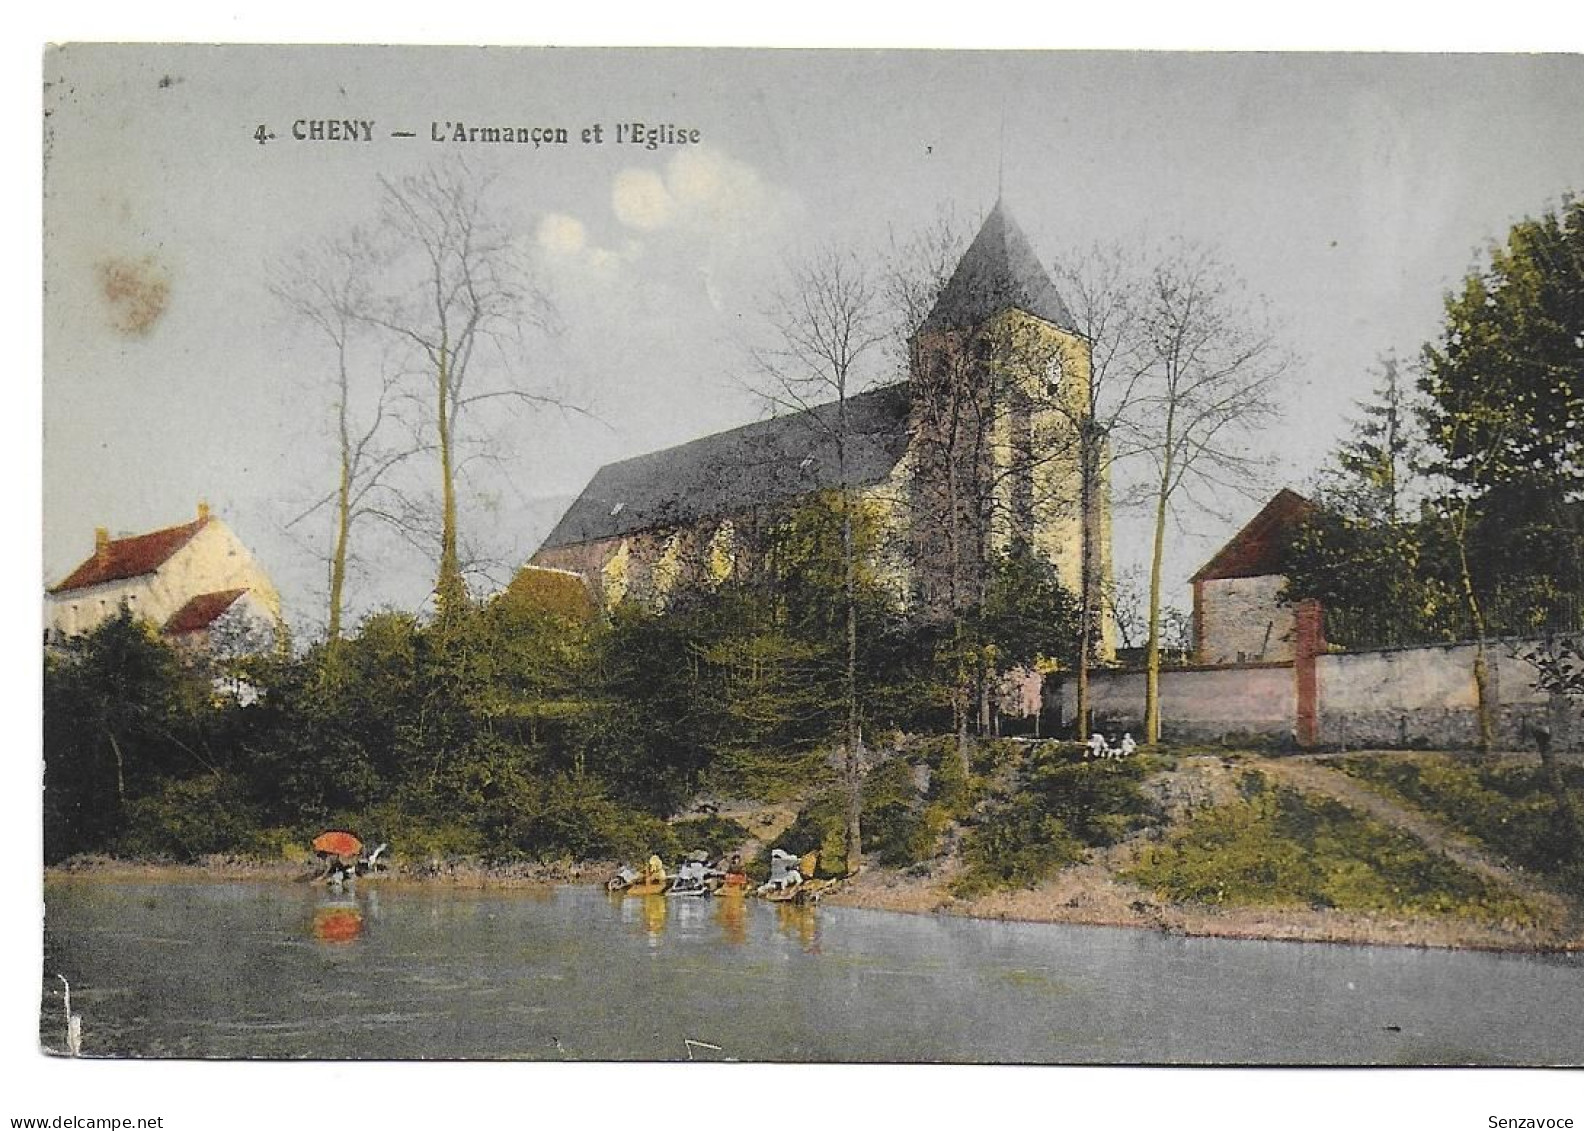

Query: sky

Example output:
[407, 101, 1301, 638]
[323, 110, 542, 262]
[41, 47, 1584, 636]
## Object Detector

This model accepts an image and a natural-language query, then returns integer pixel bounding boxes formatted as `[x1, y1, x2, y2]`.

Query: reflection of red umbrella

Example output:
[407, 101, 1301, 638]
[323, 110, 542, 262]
[312, 830, 362, 858]
[313, 906, 363, 944]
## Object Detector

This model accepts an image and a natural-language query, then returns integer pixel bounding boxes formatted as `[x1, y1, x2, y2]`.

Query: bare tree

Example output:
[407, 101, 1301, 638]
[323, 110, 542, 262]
[369, 164, 558, 621]
[1052, 242, 1155, 738]
[748, 246, 889, 876]
[272, 235, 424, 642]
[1125, 244, 1289, 743]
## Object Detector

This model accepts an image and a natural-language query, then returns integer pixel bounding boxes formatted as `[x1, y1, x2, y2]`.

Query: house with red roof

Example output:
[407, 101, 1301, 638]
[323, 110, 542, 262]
[45, 502, 282, 652]
[1189, 488, 1319, 665]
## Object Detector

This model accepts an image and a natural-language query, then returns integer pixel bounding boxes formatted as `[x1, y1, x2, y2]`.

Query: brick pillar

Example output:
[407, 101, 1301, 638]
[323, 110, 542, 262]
[1293, 599, 1326, 748]
[1191, 579, 1207, 664]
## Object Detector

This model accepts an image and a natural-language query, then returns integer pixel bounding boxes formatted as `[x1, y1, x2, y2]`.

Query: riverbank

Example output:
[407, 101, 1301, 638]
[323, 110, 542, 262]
[45, 850, 1583, 954]
[825, 751, 1584, 954]
[44, 751, 1584, 954]
[822, 859, 1583, 953]
[44, 855, 615, 890]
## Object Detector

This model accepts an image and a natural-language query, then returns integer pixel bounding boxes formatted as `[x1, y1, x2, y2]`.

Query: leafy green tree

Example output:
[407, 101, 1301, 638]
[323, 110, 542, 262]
[978, 545, 1082, 673]
[1417, 196, 1584, 750]
[1420, 196, 1584, 504]
[43, 608, 218, 860]
[1283, 360, 1461, 649]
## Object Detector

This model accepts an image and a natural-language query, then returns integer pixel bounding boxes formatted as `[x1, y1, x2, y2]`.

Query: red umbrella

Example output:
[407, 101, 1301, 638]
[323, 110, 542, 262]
[312, 830, 362, 858]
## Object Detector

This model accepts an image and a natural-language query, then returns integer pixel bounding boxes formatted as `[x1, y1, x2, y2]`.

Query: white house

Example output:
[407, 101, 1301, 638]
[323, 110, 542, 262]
[46, 502, 282, 649]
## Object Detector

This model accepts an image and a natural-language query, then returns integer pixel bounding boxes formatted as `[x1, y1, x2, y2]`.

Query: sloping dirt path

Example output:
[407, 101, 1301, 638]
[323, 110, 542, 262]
[1258, 755, 1578, 929]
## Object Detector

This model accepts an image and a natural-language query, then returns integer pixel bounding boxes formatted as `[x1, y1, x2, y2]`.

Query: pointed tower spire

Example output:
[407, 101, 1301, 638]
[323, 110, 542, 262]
[920, 201, 1075, 334]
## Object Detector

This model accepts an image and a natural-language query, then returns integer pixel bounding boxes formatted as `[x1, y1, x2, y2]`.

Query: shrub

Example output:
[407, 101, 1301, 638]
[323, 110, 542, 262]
[115, 774, 263, 862]
[769, 791, 848, 877]
[861, 758, 943, 868]
[951, 745, 1158, 897]
[952, 793, 1086, 898]
[497, 774, 678, 863]
[669, 815, 751, 860]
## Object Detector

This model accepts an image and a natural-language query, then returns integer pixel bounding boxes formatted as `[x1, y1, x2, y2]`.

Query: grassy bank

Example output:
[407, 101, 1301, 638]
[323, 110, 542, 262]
[820, 748, 1582, 952]
[1323, 752, 1584, 896]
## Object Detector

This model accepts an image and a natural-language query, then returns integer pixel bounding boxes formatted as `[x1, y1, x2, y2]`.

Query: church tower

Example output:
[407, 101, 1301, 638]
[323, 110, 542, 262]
[906, 201, 1110, 653]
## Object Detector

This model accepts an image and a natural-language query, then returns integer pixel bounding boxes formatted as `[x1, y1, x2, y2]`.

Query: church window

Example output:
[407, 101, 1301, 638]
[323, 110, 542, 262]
[1044, 355, 1064, 398]
[600, 540, 631, 606]
[706, 521, 737, 584]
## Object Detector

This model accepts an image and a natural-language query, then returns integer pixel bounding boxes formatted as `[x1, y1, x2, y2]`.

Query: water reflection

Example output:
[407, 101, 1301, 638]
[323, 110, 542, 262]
[775, 903, 820, 953]
[615, 889, 819, 950]
[618, 893, 672, 945]
[310, 886, 381, 944]
[714, 894, 747, 945]
[311, 900, 364, 945]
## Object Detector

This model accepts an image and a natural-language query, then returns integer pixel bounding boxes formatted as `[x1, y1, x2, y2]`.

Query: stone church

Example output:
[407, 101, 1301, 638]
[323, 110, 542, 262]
[531, 201, 1111, 639]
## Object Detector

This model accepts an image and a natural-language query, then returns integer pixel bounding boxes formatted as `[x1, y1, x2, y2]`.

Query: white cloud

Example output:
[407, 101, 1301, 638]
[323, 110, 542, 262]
[612, 169, 674, 231]
[536, 212, 587, 256]
[610, 146, 786, 237]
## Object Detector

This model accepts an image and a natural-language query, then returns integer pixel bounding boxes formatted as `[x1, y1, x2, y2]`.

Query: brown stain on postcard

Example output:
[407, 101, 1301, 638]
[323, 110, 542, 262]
[96, 255, 171, 336]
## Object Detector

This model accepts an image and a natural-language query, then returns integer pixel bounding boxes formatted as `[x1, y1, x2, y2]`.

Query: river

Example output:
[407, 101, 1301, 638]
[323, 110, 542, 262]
[38, 877, 1584, 1064]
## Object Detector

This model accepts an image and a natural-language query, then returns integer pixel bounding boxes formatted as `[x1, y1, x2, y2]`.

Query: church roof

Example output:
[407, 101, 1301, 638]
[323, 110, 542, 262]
[1190, 489, 1318, 583]
[51, 516, 211, 593]
[920, 200, 1077, 335]
[537, 383, 912, 551]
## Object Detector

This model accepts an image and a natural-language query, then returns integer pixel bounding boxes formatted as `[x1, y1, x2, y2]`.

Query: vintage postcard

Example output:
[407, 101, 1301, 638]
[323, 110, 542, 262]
[35, 41, 1584, 1096]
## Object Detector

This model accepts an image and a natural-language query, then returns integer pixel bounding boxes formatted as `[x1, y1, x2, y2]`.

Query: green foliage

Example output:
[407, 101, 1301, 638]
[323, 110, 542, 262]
[1419, 198, 1584, 635]
[44, 608, 220, 862]
[860, 758, 940, 868]
[1286, 199, 1584, 648]
[1421, 195, 1584, 502]
[773, 790, 849, 877]
[1327, 754, 1584, 895]
[669, 815, 751, 859]
[978, 547, 1082, 670]
[953, 745, 1156, 896]
[1126, 772, 1541, 923]
[115, 774, 263, 862]
[1284, 505, 1463, 649]
[492, 773, 678, 864]
[920, 735, 978, 814]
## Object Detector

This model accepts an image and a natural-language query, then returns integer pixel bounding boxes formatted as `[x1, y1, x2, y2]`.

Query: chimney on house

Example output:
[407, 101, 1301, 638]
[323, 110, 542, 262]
[198, 500, 210, 523]
[94, 527, 110, 564]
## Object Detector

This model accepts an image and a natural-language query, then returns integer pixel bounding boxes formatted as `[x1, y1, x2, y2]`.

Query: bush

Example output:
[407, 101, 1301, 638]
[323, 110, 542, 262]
[496, 774, 678, 864]
[861, 758, 944, 868]
[669, 815, 751, 860]
[769, 791, 849, 877]
[115, 774, 263, 862]
[951, 745, 1158, 897]
[952, 793, 1086, 898]
[350, 800, 488, 863]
